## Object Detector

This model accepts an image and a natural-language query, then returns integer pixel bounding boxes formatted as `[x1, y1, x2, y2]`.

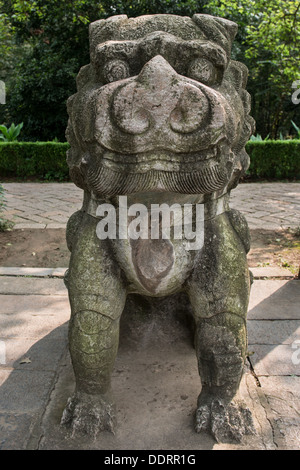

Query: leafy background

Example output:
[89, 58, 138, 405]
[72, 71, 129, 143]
[0, 0, 299, 141]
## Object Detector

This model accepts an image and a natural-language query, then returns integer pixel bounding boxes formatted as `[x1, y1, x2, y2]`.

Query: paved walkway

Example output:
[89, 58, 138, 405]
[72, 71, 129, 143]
[2, 182, 300, 230]
[2, 183, 82, 229]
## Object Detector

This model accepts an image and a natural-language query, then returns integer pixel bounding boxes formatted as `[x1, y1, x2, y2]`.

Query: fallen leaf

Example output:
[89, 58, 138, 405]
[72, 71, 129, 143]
[19, 357, 31, 364]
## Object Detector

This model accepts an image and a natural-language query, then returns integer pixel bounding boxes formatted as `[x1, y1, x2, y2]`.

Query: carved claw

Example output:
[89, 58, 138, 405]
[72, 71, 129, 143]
[195, 398, 256, 443]
[61, 391, 116, 438]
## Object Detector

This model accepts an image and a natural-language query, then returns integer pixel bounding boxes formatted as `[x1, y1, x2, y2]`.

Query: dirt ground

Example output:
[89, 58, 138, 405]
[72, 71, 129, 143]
[0, 229, 70, 268]
[0, 227, 299, 276]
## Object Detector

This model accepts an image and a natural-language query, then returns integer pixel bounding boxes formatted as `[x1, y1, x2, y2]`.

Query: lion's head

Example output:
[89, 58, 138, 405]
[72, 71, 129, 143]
[66, 14, 255, 196]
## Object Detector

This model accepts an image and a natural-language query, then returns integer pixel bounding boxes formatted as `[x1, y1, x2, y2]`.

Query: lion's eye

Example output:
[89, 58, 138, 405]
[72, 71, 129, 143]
[103, 60, 130, 83]
[187, 58, 218, 86]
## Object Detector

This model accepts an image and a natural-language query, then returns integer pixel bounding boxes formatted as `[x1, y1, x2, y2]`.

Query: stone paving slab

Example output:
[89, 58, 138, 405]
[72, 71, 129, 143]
[249, 345, 299, 376]
[247, 320, 300, 345]
[258, 377, 300, 450]
[0, 267, 62, 277]
[0, 412, 33, 450]
[0, 294, 70, 316]
[250, 266, 295, 278]
[248, 280, 300, 319]
[37, 347, 269, 451]
[245, 278, 300, 449]
[0, 312, 68, 340]
[0, 276, 67, 295]
[2, 182, 82, 229]
[2, 337, 68, 371]
[2, 182, 300, 230]
[0, 369, 57, 412]
[0, 275, 69, 450]
[0, 265, 294, 280]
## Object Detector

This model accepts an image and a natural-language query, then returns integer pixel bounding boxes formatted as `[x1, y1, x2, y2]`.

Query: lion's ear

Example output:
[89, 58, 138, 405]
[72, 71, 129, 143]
[224, 60, 249, 92]
[192, 14, 238, 55]
[89, 15, 129, 61]
[212, 16, 238, 42]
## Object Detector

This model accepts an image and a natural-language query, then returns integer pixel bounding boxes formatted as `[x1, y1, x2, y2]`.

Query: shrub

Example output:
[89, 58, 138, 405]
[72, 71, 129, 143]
[0, 142, 69, 179]
[0, 140, 299, 181]
[0, 123, 23, 142]
[246, 140, 300, 179]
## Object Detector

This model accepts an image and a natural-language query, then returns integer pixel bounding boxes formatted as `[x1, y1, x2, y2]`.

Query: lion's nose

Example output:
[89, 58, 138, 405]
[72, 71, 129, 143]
[111, 55, 209, 136]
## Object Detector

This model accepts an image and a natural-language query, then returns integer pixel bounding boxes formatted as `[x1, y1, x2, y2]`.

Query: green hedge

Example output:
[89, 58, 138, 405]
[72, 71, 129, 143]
[246, 140, 300, 179]
[0, 140, 299, 180]
[0, 142, 70, 179]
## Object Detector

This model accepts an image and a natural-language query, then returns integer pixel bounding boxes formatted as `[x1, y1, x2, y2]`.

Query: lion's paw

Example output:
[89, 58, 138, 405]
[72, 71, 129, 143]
[61, 391, 116, 438]
[195, 398, 255, 443]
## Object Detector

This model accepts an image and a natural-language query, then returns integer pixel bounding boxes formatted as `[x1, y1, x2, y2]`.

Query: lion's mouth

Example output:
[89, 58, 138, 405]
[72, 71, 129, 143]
[100, 146, 220, 173]
[84, 143, 232, 196]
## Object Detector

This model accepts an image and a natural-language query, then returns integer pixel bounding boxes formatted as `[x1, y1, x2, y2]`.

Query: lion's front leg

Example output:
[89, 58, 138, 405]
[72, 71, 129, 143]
[187, 211, 255, 443]
[61, 311, 121, 437]
[192, 314, 255, 443]
[61, 213, 126, 437]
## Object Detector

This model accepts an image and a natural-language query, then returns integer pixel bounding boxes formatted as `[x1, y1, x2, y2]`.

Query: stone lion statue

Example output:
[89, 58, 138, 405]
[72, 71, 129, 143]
[61, 13, 256, 443]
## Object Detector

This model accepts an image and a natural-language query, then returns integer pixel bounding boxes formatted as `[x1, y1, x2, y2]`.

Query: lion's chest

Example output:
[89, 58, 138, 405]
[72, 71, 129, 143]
[110, 236, 195, 296]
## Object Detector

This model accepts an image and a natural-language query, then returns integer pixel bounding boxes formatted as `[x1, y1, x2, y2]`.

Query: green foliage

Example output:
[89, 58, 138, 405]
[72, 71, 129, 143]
[0, 142, 69, 179]
[0, 140, 299, 181]
[4, 47, 79, 141]
[0, 0, 106, 140]
[205, 0, 300, 139]
[246, 140, 300, 179]
[0, 13, 13, 77]
[1, 0, 300, 141]
[0, 122, 23, 141]
[291, 121, 300, 138]
[249, 134, 270, 142]
[1, 1, 104, 43]
[245, 1, 300, 86]
[101, 0, 207, 17]
[0, 9, 28, 117]
[0, 12, 25, 82]
[0, 0, 207, 141]
[44, 169, 68, 181]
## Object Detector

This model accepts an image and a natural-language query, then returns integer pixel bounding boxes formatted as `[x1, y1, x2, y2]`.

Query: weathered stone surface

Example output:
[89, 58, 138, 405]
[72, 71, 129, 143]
[258, 377, 300, 450]
[0, 294, 70, 316]
[247, 320, 300, 345]
[249, 345, 299, 376]
[0, 276, 67, 295]
[67, 14, 254, 196]
[0, 267, 54, 277]
[0, 412, 35, 450]
[63, 13, 255, 443]
[248, 280, 300, 320]
[0, 370, 56, 412]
